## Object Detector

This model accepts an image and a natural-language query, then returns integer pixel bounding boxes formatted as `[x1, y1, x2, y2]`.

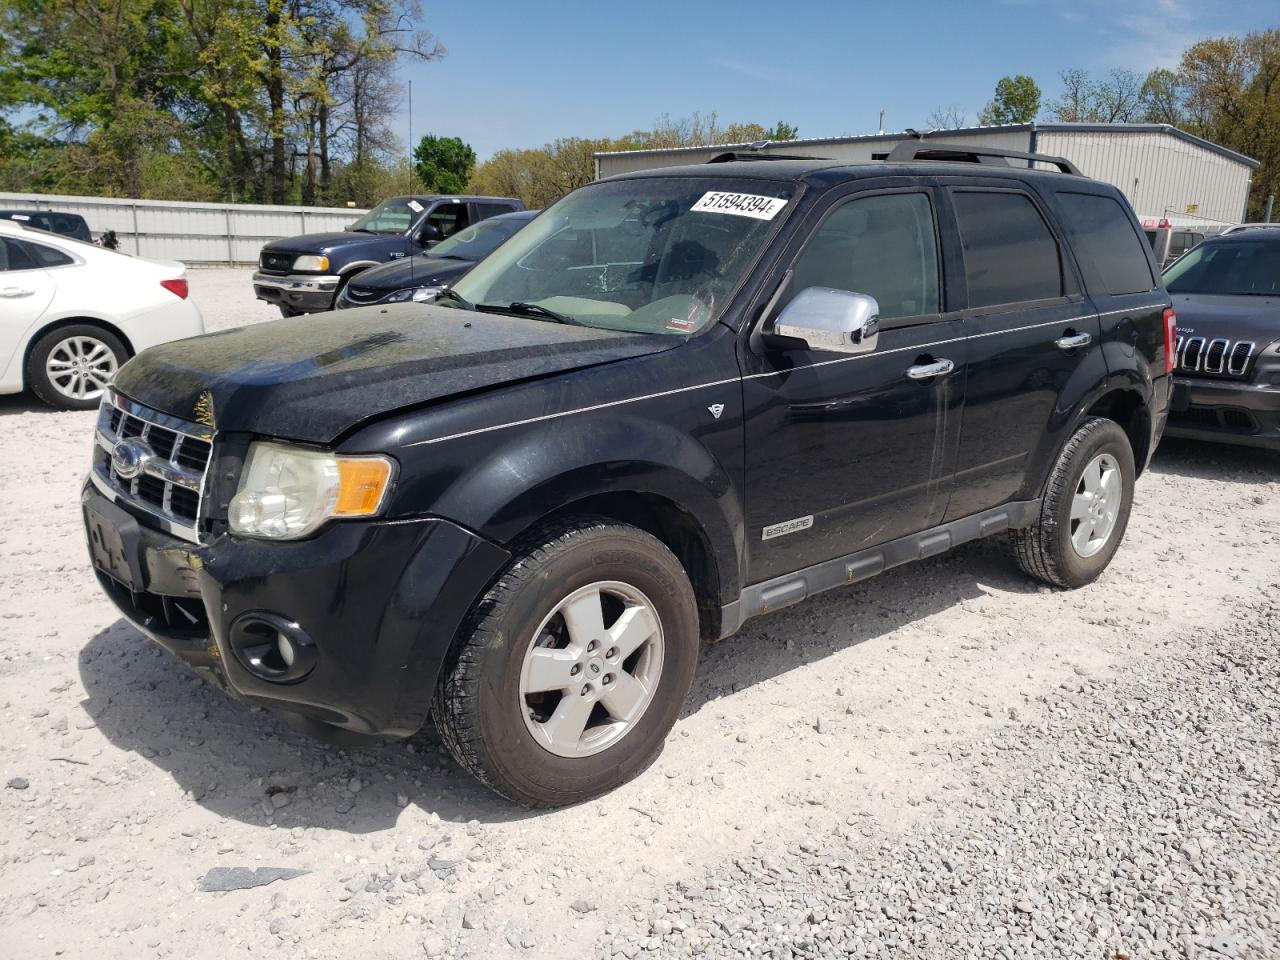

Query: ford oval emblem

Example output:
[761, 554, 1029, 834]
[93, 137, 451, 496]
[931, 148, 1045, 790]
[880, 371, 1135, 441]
[111, 439, 153, 480]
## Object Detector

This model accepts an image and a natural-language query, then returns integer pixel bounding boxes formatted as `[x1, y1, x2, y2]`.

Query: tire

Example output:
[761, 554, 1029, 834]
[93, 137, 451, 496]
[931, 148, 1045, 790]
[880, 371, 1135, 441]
[433, 516, 700, 807]
[26, 324, 129, 410]
[1010, 417, 1136, 589]
[277, 303, 303, 318]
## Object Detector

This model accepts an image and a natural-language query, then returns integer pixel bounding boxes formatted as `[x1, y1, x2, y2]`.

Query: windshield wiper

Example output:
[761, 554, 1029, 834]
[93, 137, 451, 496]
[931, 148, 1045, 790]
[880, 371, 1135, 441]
[349, 227, 377, 234]
[479, 300, 584, 326]
[433, 288, 476, 310]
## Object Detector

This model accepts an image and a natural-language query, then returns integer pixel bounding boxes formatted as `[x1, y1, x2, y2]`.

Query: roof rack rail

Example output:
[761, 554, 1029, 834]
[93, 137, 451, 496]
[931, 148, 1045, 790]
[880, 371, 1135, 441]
[884, 142, 1082, 176]
[706, 151, 830, 163]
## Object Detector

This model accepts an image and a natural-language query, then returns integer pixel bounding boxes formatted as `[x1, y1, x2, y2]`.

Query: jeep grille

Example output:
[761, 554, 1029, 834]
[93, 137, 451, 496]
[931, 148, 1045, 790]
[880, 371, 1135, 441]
[1174, 336, 1256, 378]
[90, 389, 213, 543]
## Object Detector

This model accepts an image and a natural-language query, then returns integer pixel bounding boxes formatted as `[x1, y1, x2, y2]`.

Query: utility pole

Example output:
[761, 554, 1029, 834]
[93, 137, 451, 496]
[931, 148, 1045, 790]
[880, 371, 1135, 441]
[407, 80, 413, 195]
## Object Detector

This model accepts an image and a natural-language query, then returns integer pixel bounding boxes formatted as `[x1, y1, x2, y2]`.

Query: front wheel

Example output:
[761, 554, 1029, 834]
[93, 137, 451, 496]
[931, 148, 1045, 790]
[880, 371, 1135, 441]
[433, 517, 700, 807]
[1010, 417, 1136, 588]
[26, 324, 128, 410]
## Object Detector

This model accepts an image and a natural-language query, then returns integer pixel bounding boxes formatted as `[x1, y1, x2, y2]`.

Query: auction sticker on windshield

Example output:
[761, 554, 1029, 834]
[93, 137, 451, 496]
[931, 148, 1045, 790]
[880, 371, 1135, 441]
[691, 192, 787, 220]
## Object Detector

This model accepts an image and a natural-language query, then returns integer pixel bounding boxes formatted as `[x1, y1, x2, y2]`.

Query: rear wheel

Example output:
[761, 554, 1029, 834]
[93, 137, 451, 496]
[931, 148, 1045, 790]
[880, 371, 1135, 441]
[1010, 417, 1135, 588]
[26, 324, 128, 410]
[433, 517, 700, 807]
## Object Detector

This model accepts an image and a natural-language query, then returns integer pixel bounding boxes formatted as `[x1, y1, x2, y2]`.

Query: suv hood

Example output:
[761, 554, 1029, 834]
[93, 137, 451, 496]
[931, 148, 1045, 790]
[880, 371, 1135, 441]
[113, 305, 679, 443]
[1172, 292, 1280, 344]
[346, 255, 474, 292]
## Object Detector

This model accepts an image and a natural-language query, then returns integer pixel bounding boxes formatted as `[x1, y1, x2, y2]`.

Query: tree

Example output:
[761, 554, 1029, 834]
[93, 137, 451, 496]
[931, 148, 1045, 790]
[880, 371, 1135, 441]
[1140, 68, 1184, 125]
[763, 120, 799, 141]
[977, 75, 1041, 125]
[1178, 30, 1280, 220]
[413, 134, 475, 194]
[1047, 68, 1094, 122]
[926, 104, 967, 129]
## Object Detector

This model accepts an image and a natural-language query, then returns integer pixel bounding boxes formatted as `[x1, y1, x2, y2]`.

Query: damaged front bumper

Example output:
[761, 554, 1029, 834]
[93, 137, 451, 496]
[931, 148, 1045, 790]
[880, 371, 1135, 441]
[82, 482, 509, 737]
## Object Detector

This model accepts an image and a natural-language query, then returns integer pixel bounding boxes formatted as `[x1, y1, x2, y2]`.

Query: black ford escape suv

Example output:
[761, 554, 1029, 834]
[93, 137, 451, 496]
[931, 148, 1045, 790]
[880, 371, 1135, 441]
[253, 194, 524, 316]
[83, 144, 1174, 806]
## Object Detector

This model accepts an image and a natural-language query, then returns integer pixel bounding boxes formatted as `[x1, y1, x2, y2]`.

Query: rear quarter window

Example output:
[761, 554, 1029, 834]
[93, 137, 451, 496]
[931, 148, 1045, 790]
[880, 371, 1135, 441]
[951, 190, 1063, 308]
[1054, 192, 1155, 296]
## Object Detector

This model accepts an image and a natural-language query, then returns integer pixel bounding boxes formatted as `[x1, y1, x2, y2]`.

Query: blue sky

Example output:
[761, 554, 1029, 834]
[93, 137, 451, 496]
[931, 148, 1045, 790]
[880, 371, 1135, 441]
[399, 0, 1277, 160]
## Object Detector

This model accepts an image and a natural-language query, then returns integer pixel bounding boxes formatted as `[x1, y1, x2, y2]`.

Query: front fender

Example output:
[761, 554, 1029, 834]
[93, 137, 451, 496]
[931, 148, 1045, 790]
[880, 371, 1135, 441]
[426, 413, 745, 602]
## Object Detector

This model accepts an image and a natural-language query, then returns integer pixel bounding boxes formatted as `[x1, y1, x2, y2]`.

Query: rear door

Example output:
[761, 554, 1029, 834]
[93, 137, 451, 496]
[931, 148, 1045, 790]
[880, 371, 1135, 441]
[1051, 190, 1169, 429]
[740, 182, 966, 583]
[940, 183, 1106, 521]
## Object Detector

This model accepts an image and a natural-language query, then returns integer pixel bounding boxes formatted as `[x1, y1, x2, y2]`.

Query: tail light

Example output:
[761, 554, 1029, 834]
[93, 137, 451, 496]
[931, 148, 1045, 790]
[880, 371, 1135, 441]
[1163, 307, 1177, 374]
[160, 278, 189, 300]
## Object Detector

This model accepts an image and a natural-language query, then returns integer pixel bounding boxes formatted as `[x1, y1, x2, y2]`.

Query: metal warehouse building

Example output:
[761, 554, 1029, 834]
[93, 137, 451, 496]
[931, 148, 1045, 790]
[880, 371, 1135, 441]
[594, 123, 1258, 226]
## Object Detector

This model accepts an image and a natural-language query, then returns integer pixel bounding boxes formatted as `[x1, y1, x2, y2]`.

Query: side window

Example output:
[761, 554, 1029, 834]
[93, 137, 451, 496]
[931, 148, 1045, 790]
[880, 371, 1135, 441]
[0, 238, 39, 271]
[1054, 192, 1155, 296]
[475, 202, 514, 221]
[952, 191, 1063, 308]
[20, 239, 74, 267]
[427, 203, 470, 238]
[784, 192, 940, 320]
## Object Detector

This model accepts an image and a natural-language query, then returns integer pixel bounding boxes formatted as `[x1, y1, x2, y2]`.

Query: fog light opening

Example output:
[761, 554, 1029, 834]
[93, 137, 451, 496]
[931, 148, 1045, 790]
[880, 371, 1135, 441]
[228, 612, 317, 683]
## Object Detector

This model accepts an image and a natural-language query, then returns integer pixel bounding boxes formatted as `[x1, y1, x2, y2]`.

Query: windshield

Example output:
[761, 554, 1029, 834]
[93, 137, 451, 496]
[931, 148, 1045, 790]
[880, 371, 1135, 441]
[430, 216, 529, 261]
[348, 198, 423, 235]
[1164, 240, 1280, 296]
[449, 177, 795, 335]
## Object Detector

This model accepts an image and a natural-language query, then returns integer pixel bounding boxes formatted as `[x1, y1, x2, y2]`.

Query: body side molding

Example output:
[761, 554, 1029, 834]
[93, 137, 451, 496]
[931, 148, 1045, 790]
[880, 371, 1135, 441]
[718, 499, 1042, 638]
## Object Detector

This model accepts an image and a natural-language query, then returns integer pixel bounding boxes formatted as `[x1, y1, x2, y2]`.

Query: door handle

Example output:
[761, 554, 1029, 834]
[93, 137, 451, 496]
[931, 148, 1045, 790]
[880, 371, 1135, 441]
[905, 358, 955, 380]
[1055, 332, 1093, 350]
[2, 287, 34, 298]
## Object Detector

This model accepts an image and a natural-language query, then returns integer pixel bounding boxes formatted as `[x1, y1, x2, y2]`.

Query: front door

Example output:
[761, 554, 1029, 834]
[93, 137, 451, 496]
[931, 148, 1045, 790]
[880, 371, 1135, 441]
[740, 186, 965, 583]
[1, 237, 56, 379]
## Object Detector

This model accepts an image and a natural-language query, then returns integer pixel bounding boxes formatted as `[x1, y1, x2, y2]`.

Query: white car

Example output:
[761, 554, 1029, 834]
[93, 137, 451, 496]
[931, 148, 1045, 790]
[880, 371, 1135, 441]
[0, 219, 203, 410]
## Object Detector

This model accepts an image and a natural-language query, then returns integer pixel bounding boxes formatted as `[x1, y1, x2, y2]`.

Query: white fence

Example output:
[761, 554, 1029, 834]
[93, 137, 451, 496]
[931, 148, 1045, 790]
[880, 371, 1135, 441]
[0, 192, 369, 266]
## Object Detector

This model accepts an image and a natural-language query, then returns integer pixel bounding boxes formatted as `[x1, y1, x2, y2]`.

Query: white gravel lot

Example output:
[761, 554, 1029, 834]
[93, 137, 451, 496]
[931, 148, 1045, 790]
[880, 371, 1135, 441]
[1, 268, 1277, 958]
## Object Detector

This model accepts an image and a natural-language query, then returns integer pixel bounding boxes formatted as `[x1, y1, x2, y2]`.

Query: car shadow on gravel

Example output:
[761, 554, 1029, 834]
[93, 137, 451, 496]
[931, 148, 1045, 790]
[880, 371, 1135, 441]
[79, 620, 534, 831]
[683, 536, 1042, 716]
[1149, 437, 1279, 481]
[0, 393, 54, 415]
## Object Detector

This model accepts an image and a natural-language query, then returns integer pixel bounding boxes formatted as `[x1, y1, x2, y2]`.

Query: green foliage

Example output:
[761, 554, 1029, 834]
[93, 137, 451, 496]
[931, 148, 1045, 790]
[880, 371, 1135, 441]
[413, 134, 476, 194]
[0, 0, 443, 202]
[977, 75, 1041, 125]
[763, 120, 799, 141]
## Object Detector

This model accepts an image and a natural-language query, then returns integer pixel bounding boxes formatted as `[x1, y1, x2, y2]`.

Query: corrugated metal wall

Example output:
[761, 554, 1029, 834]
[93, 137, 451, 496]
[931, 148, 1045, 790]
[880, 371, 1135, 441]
[597, 129, 1252, 226]
[1035, 130, 1250, 225]
[0, 192, 368, 265]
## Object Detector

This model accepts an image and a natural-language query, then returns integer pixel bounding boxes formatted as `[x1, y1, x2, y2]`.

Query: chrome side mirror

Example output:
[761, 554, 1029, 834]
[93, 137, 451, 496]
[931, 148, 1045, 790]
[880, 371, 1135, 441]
[771, 287, 880, 354]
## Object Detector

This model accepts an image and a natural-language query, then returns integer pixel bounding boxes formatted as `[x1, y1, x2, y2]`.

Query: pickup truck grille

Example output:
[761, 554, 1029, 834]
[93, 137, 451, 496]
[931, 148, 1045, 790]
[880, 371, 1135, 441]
[259, 251, 294, 275]
[90, 390, 213, 543]
[1174, 336, 1256, 379]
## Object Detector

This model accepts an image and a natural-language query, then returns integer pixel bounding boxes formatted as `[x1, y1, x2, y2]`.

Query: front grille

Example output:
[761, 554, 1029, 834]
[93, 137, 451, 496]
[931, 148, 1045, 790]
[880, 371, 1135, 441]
[1174, 336, 1256, 378]
[259, 251, 294, 275]
[91, 390, 214, 542]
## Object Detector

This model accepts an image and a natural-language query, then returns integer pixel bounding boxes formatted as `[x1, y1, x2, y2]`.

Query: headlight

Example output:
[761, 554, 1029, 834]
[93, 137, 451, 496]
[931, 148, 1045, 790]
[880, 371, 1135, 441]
[228, 442, 396, 540]
[385, 285, 446, 303]
[292, 254, 330, 272]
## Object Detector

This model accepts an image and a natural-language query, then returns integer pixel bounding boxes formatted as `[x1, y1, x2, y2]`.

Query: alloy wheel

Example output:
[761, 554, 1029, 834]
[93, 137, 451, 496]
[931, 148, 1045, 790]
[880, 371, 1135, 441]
[45, 335, 118, 402]
[1069, 452, 1121, 558]
[518, 580, 664, 758]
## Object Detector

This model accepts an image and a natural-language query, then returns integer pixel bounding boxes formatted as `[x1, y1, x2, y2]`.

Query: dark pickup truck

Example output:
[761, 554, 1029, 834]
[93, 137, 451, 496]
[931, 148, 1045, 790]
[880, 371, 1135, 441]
[252, 194, 524, 315]
[83, 144, 1172, 806]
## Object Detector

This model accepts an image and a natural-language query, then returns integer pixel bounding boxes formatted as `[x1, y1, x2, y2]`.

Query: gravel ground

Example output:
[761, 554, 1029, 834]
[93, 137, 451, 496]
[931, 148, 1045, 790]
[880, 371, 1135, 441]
[1, 269, 1278, 959]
